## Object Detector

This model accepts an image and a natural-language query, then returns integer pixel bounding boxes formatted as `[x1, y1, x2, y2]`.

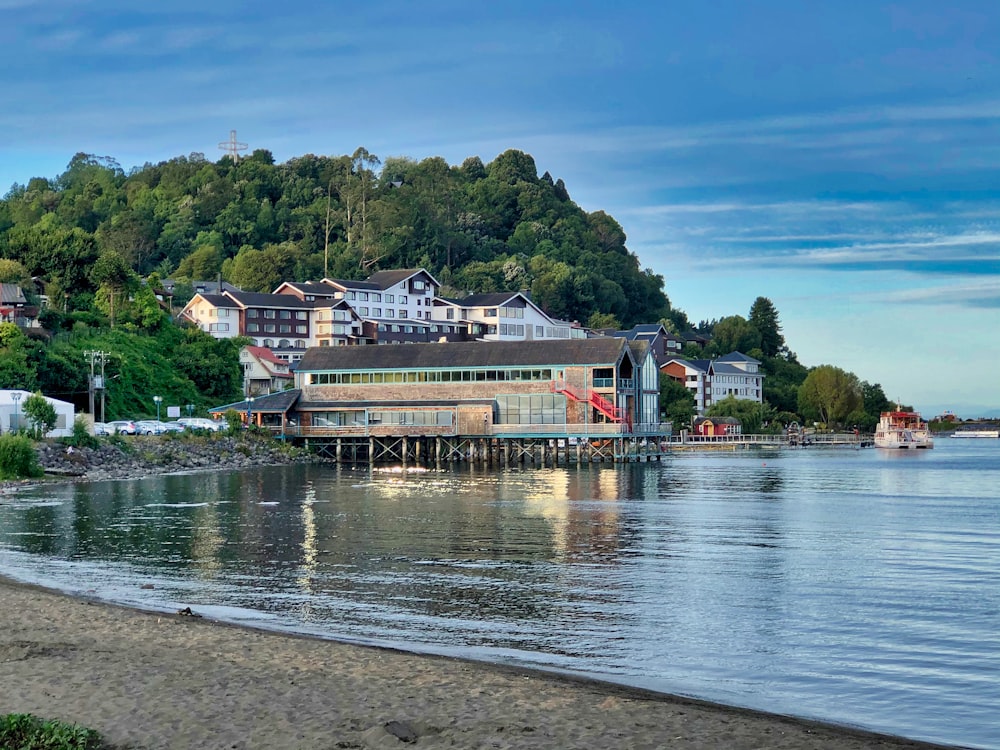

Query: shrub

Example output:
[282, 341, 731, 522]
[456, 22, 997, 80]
[65, 417, 100, 449]
[0, 712, 104, 749]
[0, 434, 43, 480]
[21, 392, 58, 438]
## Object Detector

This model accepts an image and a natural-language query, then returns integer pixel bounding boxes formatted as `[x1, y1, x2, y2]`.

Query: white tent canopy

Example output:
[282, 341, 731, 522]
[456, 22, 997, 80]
[0, 390, 75, 438]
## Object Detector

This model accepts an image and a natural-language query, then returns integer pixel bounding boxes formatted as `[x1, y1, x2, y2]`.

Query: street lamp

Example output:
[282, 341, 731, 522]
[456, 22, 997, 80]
[153, 395, 162, 422]
[185, 404, 194, 417]
[245, 396, 254, 427]
[11, 391, 21, 432]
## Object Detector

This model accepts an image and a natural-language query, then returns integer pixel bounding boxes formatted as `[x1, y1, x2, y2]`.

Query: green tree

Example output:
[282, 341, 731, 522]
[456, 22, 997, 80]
[705, 395, 777, 434]
[0, 323, 36, 390]
[797, 365, 863, 428]
[659, 374, 696, 429]
[0, 259, 29, 284]
[748, 297, 785, 357]
[21, 391, 57, 438]
[710, 315, 762, 355]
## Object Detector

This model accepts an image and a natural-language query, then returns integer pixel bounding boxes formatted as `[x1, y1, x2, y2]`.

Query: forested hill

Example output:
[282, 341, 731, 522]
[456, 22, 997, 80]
[0, 148, 685, 331]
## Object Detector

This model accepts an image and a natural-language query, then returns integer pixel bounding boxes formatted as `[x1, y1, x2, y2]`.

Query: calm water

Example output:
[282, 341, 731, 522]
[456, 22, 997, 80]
[1, 441, 998, 749]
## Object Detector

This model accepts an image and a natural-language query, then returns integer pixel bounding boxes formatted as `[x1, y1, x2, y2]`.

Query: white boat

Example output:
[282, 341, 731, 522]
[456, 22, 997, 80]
[874, 408, 933, 450]
[951, 429, 999, 439]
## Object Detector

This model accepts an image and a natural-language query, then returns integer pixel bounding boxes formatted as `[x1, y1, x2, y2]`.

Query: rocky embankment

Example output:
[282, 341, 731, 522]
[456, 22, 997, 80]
[26, 435, 314, 484]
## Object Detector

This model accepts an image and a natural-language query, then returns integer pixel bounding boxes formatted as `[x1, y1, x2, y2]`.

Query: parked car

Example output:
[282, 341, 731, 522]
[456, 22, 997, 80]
[107, 420, 137, 435]
[136, 420, 169, 435]
[93, 422, 111, 436]
[162, 421, 186, 433]
[176, 417, 224, 432]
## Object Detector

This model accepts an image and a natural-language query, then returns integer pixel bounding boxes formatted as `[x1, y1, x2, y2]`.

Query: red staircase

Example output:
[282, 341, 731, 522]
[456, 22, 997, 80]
[551, 381, 628, 425]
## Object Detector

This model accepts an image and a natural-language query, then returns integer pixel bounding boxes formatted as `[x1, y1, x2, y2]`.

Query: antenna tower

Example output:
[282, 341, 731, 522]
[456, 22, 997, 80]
[218, 129, 248, 163]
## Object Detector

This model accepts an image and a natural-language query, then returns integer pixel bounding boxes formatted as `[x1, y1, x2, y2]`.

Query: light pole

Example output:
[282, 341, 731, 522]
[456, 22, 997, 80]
[245, 396, 254, 428]
[11, 391, 21, 432]
[153, 395, 162, 422]
[185, 404, 194, 417]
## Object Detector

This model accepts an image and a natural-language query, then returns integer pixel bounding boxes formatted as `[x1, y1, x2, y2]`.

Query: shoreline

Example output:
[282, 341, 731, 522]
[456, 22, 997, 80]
[0, 575, 962, 750]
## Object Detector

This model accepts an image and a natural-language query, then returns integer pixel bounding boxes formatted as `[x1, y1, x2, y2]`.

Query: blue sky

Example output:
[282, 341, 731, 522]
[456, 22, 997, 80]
[2, 0, 999, 417]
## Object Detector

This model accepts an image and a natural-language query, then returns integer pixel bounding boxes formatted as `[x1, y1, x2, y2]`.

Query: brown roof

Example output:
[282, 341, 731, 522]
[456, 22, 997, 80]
[297, 338, 631, 372]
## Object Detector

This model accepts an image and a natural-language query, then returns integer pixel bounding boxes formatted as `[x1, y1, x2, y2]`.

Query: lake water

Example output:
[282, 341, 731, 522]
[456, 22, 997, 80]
[1, 440, 998, 749]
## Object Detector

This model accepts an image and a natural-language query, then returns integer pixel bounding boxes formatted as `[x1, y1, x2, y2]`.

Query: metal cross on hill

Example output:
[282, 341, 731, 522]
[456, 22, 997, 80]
[218, 130, 248, 163]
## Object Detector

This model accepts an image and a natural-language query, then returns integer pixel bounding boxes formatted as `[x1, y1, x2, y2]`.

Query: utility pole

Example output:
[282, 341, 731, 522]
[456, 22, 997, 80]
[84, 350, 110, 421]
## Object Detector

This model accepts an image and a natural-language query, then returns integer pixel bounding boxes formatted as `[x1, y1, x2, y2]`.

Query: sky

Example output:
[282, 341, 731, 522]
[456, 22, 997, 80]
[2, 0, 999, 418]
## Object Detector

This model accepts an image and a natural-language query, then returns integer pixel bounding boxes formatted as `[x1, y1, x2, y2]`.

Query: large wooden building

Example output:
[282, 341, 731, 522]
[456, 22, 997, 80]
[213, 338, 668, 463]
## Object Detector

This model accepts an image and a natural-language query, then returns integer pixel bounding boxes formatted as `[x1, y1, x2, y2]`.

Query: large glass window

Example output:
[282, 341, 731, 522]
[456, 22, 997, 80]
[496, 394, 566, 425]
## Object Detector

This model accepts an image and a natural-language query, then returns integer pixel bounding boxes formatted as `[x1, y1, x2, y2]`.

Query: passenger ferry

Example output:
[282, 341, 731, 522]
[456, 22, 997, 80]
[951, 429, 999, 439]
[874, 408, 934, 450]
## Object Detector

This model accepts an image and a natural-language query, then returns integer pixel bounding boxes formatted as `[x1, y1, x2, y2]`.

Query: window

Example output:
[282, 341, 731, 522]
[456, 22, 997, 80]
[372, 308, 382, 317]
[208, 322, 229, 332]
[247, 323, 259, 333]
[264, 324, 276, 333]
[386, 294, 394, 303]
[346, 291, 356, 300]
[413, 280, 425, 291]
[296, 325, 307, 334]
[447, 309, 454, 320]
[279, 324, 291, 333]
[372, 293, 381, 302]
[279, 310, 291, 319]
[295, 340, 305, 348]
[385, 309, 394, 317]
[296, 311, 307, 320]
[399, 309, 406, 318]
[264, 310, 276, 319]
[219, 309, 229, 318]
[399, 296, 408, 304]
[359, 307, 369, 316]
[247, 309, 259, 318]
[485, 308, 497, 317]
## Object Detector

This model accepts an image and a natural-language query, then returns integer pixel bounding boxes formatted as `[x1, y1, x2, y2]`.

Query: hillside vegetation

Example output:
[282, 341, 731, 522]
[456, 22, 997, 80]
[0, 148, 681, 332]
[0, 147, 895, 428]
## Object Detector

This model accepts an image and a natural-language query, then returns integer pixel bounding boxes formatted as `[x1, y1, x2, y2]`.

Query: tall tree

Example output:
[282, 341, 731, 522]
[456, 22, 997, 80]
[711, 315, 762, 355]
[748, 297, 785, 357]
[797, 365, 863, 428]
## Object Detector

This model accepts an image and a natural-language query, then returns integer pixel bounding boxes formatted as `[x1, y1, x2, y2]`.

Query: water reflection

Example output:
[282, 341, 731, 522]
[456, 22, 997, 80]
[1, 444, 999, 749]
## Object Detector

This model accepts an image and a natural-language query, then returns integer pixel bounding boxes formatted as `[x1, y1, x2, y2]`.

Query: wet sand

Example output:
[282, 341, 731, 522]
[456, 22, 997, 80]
[0, 575, 959, 750]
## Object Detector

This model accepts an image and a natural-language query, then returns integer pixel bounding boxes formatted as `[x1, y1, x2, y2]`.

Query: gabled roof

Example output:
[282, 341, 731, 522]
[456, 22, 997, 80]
[322, 277, 381, 292]
[0, 283, 27, 305]
[245, 346, 287, 366]
[716, 351, 761, 364]
[365, 268, 440, 289]
[163, 279, 241, 295]
[224, 291, 315, 309]
[662, 357, 712, 373]
[627, 339, 652, 363]
[616, 323, 668, 340]
[185, 293, 240, 309]
[209, 389, 301, 414]
[297, 338, 632, 372]
[458, 292, 522, 306]
[273, 281, 341, 297]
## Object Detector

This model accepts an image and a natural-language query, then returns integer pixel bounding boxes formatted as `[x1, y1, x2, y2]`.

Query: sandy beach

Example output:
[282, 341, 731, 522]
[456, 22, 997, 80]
[0, 576, 959, 750]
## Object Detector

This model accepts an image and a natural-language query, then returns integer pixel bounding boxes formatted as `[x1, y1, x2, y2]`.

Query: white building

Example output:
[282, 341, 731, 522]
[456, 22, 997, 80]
[0, 390, 75, 437]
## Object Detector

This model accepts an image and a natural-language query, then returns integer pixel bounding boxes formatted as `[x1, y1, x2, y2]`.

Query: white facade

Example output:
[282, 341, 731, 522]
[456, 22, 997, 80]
[432, 292, 578, 342]
[179, 294, 241, 339]
[0, 390, 75, 437]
